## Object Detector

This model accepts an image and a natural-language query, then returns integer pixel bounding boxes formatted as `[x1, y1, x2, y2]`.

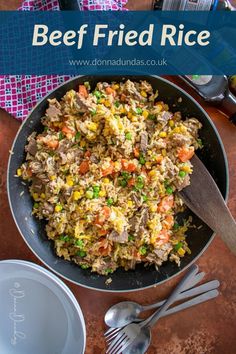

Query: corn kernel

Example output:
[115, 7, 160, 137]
[73, 191, 81, 201]
[128, 112, 133, 119]
[180, 126, 187, 133]
[111, 107, 115, 114]
[169, 119, 174, 127]
[119, 106, 125, 114]
[173, 127, 181, 133]
[149, 204, 157, 212]
[40, 193, 46, 199]
[140, 90, 147, 98]
[55, 204, 62, 212]
[99, 98, 105, 104]
[112, 84, 119, 90]
[80, 139, 86, 148]
[17, 168, 22, 176]
[155, 104, 163, 113]
[161, 149, 167, 157]
[178, 247, 186, 256]
[145, 162, 152, 169]
[181, 165, 192, 173]
[142, 110, 149, 119]
[104, 100, 110, 107]
[127, 200, 133, 207]
[103, 178, 110, 184]
[148, 170, 156, 177]
[159, 132, 167, 138]
[131, 115, 138, 122]
[66, 176, 74, 186]
[99, 190, 106, 197]
[32, 193, 39, 200]
[87, 122, 98, 132]
[147, 150, 152, 156]
[50, 175, 56, 181]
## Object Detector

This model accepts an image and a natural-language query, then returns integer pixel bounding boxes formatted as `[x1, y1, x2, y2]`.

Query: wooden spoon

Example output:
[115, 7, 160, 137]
[179, 155, 236, 256]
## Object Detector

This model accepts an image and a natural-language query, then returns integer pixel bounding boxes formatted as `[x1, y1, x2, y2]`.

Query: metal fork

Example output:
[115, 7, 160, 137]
[105, 264, 199, 354]
[105, 279, 219, 339]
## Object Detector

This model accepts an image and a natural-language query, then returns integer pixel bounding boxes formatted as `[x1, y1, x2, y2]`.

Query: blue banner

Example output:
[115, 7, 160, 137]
[0, 11, 236, 75]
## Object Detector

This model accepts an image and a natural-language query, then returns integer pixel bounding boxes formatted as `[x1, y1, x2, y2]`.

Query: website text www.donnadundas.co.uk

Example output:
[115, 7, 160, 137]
[68, 58, 168, 67]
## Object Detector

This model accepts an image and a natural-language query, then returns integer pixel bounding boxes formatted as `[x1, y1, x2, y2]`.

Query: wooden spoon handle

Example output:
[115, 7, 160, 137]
[180, 155, 236, 256]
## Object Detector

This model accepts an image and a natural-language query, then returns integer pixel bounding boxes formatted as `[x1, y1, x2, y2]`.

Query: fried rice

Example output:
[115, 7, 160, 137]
[18, 79, 202, 275]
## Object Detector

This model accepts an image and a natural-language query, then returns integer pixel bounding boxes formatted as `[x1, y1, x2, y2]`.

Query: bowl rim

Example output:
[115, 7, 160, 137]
[0, 259, 86, 353]
[7, 75, 229, 293]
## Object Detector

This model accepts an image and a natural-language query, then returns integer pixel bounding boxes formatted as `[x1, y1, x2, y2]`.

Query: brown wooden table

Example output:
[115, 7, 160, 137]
[1, 1, 236, 353]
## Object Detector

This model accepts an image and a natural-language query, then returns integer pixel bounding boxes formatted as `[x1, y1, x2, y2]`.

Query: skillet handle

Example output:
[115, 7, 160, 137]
[221, 89, 236, 125]
[58, 0, 81, 10]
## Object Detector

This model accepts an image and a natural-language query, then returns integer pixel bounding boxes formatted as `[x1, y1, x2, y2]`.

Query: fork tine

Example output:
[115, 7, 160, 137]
[115, 337, 133, 354]
[109, 334, 128, 354]
[111, 336, 132, 354]
[105, 327, 117, 336]
[105, 327, 121, 339]
[106, 332, 126, 353]
[106, 329, 124, 344]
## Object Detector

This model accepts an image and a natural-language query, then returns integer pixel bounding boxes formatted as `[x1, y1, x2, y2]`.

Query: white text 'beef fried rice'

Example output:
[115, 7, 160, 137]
[18, 80, 202, 275]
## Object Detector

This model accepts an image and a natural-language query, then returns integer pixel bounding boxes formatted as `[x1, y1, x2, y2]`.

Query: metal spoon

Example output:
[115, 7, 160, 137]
[105, 271, 205, 328]
[122, 289, 219, 354]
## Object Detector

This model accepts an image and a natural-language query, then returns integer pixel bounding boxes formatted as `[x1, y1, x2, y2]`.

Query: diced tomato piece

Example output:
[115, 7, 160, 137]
[78, 85, 88, 98]
[79, 160, 90, 175]
[158, 195, 174, 213]
[121, 159, 137, 173]
[178, 146, 194, 162]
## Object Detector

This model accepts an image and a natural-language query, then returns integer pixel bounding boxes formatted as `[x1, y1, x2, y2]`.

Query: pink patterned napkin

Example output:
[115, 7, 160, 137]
[0, 0, 128, 121]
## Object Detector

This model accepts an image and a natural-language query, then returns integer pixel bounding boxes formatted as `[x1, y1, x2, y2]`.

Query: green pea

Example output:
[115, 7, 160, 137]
[139, 246, 147, 255]
[128, 234, 135, 241]
[75, 239, 84, 248]
[115, 101, 120, 108]
[139, 154, 146, 165]
[33, 202, 39, 209]
[125, 132, 132, 140]
[80, 264, 89, 269]
[105, 268, 113, 274]
[142, 194, 148, 202]
[93, 90, 101, 99]
[166, 186, 173, 195]
[136, 107, 143, 115]
[179, 171, 186, 178]
[76, 250, 87, 257]
[60, 235, 71, 242]
[107, 198, 114, 206]
[174, 242, 183, 251]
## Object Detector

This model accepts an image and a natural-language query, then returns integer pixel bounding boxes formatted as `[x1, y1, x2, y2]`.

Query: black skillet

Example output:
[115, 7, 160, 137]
[7, 76, 228, 292]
